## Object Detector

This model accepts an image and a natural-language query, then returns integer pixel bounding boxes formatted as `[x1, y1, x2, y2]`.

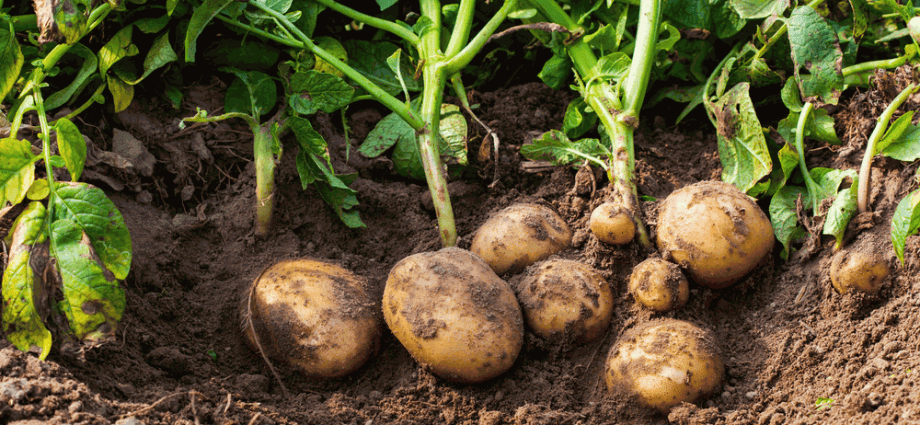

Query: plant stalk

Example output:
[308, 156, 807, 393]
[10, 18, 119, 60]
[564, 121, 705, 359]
[311, 0, 421, 45]
[794, 102, 821, 211]
[857, 83, 918, 213]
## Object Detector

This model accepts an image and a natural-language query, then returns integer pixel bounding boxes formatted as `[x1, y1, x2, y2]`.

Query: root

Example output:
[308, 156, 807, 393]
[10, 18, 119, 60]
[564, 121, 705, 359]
[243, 271, 290, 396]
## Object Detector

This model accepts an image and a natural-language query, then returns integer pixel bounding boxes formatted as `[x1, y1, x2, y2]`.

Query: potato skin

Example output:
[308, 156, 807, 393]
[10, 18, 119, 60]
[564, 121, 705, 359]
[656, 181, 774, 288]
[590, 202, 636, 245]
[606, 319, 723, 413]
[830, 249, 891, 295]
[512, 259, 613, 344]
[383, 248, 524, 383]
[628, 258, 689, 312]
[471, 204, 573, 275]
[243, 259, 380, 378]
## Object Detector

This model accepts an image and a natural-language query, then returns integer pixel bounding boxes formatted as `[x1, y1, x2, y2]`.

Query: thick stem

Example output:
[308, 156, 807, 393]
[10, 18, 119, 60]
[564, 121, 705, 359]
[620, 0, 660, 115]
[794, 102, 821, 211]
[253, 122, 275, 235]
[857, 83, 918, 213]
[418, 0, 458, 247]
[841, 51, 915, 77]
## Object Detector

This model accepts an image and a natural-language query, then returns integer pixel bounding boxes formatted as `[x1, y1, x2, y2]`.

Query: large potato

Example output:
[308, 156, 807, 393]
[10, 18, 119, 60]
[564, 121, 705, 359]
[656, 181, 774, 288]
[830, 249, 891, 295]
[243, 259, 380, 378]
[471, 203, 573, 275]
[512, 259, 613, 344]
[383, 248, 524, 383]
[628, 258, 689, 312]
[606, 319, 723, 413]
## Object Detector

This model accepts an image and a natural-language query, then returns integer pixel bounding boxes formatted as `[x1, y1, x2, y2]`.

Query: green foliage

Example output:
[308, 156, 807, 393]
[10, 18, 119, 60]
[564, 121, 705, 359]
[712, 83, 773, 197]
[891, 189, 920, 263]
[787, 7, 844, 104]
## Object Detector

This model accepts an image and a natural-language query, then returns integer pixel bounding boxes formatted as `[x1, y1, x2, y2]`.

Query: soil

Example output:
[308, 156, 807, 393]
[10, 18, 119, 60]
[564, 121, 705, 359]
[2, 78, 919, 425]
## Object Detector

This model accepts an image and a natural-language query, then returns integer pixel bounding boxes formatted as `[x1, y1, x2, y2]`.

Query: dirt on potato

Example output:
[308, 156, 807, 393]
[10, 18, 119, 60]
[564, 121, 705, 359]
[1, 80, 919, 425]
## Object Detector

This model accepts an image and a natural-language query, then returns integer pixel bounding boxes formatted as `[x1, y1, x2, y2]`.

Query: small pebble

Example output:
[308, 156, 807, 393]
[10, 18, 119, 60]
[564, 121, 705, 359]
[746, 391, 758, 400]
[493, 391, 504, 402]
[722, 391, 731, 399]
[68, 401, 83, 413]
[115, 418, 144, 425]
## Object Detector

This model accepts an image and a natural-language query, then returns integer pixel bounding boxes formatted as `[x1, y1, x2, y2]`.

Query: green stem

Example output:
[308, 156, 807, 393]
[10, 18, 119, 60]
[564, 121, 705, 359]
[246, 1, 424, 129]
[32, 81, 56, 225]
[621, 0, 660, 115]
[794, 102, 821, 211]
[252, 122, 276, 235]
[11, 15, 37, 32]
[217, 15, 303, 48]
[858, 83, 919, 213]
[312, 0, 420, 45]
[842, 51, 915, 77]
[51, 84, 106, 125]
[444, 0, 476, 57]
[443, 0, 519, 75]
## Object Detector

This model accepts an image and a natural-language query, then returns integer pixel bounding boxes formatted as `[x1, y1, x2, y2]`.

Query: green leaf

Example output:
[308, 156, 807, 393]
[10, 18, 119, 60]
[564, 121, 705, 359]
[45, 44, 98, 110]
[98, 25, 138, 74]
[509, 8, 538, 19]
[391, 129, 425, 180]
[520, 130, 608, 169]
[359, 109, 414, 159]
[376, 0, 398, 11]
[664, 0, 711, 29]
[712, 0, 747, 38]
[291, 0, 325, 39]
[55, 118, 86, 182]
[439, 104, 468, 166]
[26, 179, 50, 201]
[224, 69, 277, 118]
[107, 76, 134, 113]
[596, 52, 631, 84]
[244, 0, 293, 24]
[816, 168, 856, 205]
[563, 98, 598, 139]
[849, 0, 868, 39]
[777, 108, 840, 145]
[50, 217, 125, 343]
[822, 181, 857, 249]
[0, 138, 40, 206]
[53, 0, 88, 45]
[51, 182, 132, 280]
[876, 112, 916, 155]
[288, 70, 354, 115]
[167, 0, 180, 15]
[341, 40, 421, 96]
[313, 36, 347, 78]
[112, 31, 178, 85]
[538, 53, 572, 91]
[0, 18, 24, 102]
[712, 83, 773, 196]
[769, 185, 807, 259]
[385, 49, 410, 101]
[585, 24, 618, 53]
[767, 142, 799, 196]
[135, 14, 171, 33]
[891, 189, 920, 263]
[781, 77, 803, 112]
[184, 0, 233, 62]
[787, 6, 844, 104]
[879, 124, 920, 162]
[656, 22, 681, 52]
[2, 202, 53, 360]
[730, 0, 786, 19]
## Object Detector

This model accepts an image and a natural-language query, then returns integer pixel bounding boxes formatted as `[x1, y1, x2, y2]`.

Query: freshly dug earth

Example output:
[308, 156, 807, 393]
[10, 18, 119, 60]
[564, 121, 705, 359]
[1, 82, 918, 425]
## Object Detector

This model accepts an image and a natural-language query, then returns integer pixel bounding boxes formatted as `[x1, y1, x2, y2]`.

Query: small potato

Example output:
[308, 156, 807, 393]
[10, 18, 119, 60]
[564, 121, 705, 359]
[629, 258, 689, 312]
[830, 249, 891, 295]
[471, 203, 573, 275]
[383, 248, 523, 383]
[243, 259, 380, 379]
[606, 319, 723, 413]
[656, 181, 774, 288]
[512, 259, 613, 344]
[590, 202, 635, 245]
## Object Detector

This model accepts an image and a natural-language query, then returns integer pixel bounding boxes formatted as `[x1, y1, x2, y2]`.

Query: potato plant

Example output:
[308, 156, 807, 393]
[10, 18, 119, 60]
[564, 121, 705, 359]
[1, 1, 132, 359]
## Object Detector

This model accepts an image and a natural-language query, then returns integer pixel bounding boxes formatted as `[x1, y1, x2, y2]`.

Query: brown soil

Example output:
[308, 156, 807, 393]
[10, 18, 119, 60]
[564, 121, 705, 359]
[2, 80, 919, 425]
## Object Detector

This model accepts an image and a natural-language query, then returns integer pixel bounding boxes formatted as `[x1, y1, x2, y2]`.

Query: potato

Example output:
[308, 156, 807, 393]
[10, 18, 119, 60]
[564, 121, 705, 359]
[830, 249, 891, 295]
[628, 258, 689, 312]
[606, 319, 723, 413]
[243, 259, 380, 378]
[590, 202, 635, 245]
[512, 259, 613, 344]
[383, 248, 523, 383]
[656, 181, 774, 288]
[471, 203, 573, 275]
